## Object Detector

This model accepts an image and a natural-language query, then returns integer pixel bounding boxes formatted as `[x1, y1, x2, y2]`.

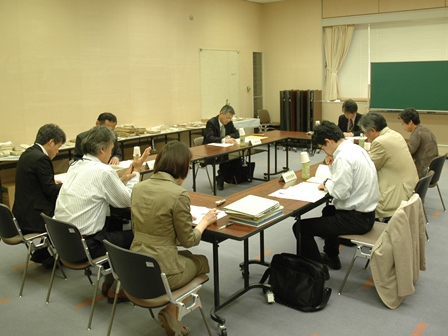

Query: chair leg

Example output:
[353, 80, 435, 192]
[106, 281, 121, 336]
[204, 166, 213, 192]
[436, 185, 446, 212]
[87, 267, 102, 330]
[199, 306, 213, 336]
[19, 246, 33, 297]
[338, 248, 359, 295]
[149, 308, 156, 320]
[425, 227, 429, 241]
[45, 253, 59, 303]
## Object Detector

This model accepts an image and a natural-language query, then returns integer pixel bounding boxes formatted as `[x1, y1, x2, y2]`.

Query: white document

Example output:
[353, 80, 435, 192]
[269, 182, 327, 202]
[190, 205, 226, 224]
[306, 164, 331, 184]
[54, 173, 68, 184]
[223, 195, 280, 219]
[206, 143, 234, 147]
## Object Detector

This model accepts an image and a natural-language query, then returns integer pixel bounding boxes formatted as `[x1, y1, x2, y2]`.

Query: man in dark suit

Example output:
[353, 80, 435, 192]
[337, 99, 363, 137]
[203, 104, 240, 190]
[12, 124, 66, 267]
[74, 112, 122, 164]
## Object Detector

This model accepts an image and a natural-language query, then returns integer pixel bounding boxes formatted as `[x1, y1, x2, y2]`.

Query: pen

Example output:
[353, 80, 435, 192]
[219, 222, 234, 230]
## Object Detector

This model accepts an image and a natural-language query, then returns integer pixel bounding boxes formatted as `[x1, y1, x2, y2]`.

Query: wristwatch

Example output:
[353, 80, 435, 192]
[323, 178, 330, 190]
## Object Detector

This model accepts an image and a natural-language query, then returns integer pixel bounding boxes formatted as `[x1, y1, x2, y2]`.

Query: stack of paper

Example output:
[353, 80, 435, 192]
[223, 195, 282, 226]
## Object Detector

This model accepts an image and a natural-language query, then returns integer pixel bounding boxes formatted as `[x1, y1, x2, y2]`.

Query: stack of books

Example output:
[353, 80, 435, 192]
[222, 195, 283, 226]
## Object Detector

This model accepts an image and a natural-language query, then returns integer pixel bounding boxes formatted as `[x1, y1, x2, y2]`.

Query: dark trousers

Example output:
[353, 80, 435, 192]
[292, 205, 375, 263]
[84, 219, 134, 260]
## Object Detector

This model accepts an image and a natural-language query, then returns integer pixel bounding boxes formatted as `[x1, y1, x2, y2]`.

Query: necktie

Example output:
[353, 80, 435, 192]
[348, 119, 354, 132]
[220, 125, 225, 138]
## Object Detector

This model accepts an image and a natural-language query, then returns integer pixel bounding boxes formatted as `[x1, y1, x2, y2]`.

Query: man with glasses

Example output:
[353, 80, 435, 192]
[292, 121, 378, 278]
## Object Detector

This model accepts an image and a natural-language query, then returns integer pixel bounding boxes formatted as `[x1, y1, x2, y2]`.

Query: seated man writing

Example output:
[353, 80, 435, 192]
[203, 104, 240, 190]
[292, 121, 379, 277]
[55, 125, 150, 303]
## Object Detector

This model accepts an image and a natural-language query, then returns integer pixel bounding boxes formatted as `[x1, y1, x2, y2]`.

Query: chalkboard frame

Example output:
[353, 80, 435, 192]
[370, 61, 448, 113]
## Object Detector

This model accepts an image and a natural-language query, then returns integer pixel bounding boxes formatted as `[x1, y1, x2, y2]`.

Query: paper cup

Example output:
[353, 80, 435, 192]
[301, 151, 310, 163]
[133, 146, 141, 157]
[364, 142, 371, 151]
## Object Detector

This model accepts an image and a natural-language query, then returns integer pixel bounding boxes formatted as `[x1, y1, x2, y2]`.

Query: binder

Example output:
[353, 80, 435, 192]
[223, 195, 281, 221]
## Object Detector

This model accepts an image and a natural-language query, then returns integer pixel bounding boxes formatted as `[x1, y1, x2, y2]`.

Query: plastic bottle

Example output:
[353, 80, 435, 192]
[239, 128, 246, 147]
[359, 133, 365, 148]
[301, 151, 310, 180]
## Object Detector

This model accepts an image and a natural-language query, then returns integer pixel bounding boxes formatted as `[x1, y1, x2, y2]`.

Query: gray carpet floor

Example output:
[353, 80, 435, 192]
[1, 145, 447, 335]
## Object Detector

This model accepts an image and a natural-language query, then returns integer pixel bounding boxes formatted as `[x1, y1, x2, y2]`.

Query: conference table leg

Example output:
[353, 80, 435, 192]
[210, 235, 271, 334]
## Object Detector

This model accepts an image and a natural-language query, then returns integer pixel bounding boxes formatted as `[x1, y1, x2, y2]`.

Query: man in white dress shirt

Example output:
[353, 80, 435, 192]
[55, 125, 150, 302]
[292, 121, 379, 278]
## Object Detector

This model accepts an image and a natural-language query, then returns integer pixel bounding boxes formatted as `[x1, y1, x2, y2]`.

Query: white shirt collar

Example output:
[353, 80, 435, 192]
[36, 143, 48, 156]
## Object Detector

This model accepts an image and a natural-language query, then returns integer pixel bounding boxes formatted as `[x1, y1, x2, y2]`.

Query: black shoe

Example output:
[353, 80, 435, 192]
[216, 175, 224, 191]
[42, 256, 56, 270]
[321, 253, 342, 270]
[323, 265, 330, 281]
[30, 248, 52, 263]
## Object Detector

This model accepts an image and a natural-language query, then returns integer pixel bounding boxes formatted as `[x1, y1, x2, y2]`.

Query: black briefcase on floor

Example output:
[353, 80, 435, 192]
[261, 253, 332, 312]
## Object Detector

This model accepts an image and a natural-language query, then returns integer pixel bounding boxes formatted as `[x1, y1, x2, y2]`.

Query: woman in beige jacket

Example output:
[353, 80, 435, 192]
[131, 141, 217, 336]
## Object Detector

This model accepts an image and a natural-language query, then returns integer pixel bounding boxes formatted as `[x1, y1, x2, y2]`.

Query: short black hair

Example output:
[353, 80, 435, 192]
[35, 124, 66, 145]
[311, 120, 344, 147]
[97, 112, 117, 124]
[82, 126, 116, 155]
[358, 112, 388, 132]
[398, 108, 420, 125]
[342, 99, 358, 114]
[154, 141, 192, 180]
[220, 105, 235, 115]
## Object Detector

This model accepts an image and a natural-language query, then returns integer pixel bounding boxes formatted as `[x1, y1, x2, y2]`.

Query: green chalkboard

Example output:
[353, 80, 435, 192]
[370, 61, 448, 112]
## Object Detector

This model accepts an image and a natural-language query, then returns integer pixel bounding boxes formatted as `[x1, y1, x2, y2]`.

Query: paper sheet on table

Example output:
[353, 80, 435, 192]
[246, 135, 268, 140]
[269, 182, 327, 202]
[206, 143, 234, 147]
[54, 173, 68, 184]
[190, 205, 227, 224]
[306, 164, 331, 184]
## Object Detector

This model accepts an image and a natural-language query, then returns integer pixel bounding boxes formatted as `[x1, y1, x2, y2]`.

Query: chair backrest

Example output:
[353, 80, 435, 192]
[41, 214, 88, 263]
[194, 136, 204, 147]
[103, 240, 166, 300]
[257, 109, 271, 124]
[428, 153, 447, 186]
[414, 170, 434, 203]
[0, 203, 22, 241]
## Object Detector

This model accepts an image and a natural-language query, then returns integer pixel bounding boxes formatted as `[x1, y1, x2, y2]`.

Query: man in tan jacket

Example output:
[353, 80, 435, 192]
[359, 112, 418, 220]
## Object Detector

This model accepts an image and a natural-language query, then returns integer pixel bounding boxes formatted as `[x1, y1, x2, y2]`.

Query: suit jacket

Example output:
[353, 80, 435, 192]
[369, 127, 419, 218]
[73, 130, 121, 161]
[370, 194, 426, 309]
[203, 115, 239, 144]
[12, 144, 62, 233]
[130, 172, 204, 276]
[337, 113, 363, 136]
[407, 124, 439, 178]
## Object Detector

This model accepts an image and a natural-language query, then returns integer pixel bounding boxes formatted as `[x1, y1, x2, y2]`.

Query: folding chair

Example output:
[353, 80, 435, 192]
[41, 213, 110, 330]
[428, 153, 447, 212]
[0, 203, 65, 297]
[103, 239, 212, 336]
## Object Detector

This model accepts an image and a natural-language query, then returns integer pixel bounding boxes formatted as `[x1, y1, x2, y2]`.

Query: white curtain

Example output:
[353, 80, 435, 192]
[323, 25, 354, 101]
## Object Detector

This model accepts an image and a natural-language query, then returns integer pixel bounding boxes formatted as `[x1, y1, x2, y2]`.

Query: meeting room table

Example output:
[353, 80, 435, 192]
[189, 163, 330, 335]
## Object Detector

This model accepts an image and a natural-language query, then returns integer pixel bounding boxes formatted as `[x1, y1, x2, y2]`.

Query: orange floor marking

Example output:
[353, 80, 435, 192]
[255, 249, 274, 260]
[75, 294, 105, 309]
[12, 262, 34, 271]
[0, 298, 11, 304]
[362, 277, 374, 289]
[432, 211, 441, 218]
[411, 322, 428, 336]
